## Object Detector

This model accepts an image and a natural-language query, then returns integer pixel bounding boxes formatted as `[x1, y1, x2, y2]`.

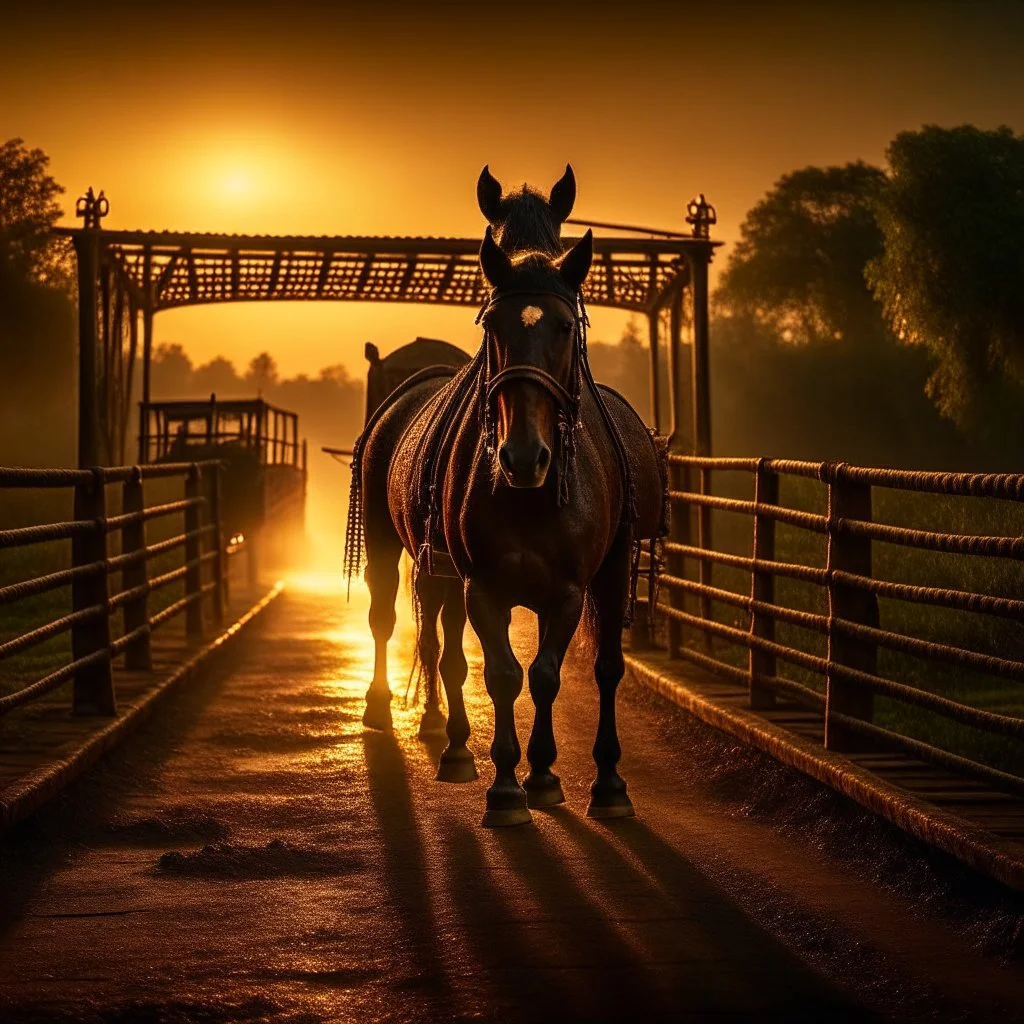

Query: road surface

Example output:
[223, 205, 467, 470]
[1, 571, 1022, 1023]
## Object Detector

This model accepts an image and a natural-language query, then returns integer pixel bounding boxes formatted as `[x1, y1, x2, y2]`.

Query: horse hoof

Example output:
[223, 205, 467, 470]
[436, 747, 477, 783]
[482, 784, 531, 827]
[482, 806, 533, 828]
[586, 800, 635, 819]
[362, 701, 392, 732]
[417, 706, 448, 740]
[524, 772, 565, 809]
[587, 777, 635, 819]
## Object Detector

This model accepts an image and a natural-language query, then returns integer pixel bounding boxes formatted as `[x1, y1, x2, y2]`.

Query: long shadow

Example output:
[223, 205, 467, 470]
[565, 813, 873, 1022]
[494, 809, 666, 1021]
[441, 817, 609, 1023]
[361, 730, 458, 1016]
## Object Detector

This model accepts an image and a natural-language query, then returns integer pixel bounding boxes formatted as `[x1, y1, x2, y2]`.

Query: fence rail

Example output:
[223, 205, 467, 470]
[644, 454, 1024, 796]
[0, 461, 245, 719]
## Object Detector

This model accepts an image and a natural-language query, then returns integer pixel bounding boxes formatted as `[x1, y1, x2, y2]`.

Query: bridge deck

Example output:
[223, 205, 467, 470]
[634, 656, 1024, 857]
[2, 580, 1024, 1021]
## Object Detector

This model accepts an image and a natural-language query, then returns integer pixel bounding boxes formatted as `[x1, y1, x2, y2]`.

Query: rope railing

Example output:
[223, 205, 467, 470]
[0, 461, 229, 720]
[652, 453, 1024, 798]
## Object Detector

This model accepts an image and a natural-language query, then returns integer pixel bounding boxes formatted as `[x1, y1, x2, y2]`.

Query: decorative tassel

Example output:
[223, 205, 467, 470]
[342, 442, 364, 601]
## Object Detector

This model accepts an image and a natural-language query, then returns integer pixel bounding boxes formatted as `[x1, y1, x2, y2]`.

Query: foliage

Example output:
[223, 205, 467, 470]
[716, 162, 889, 346]
[0, 137, 71, 288]
[709, 313, 1024, 471]
[246, 352, 279, 392]
[0, 139, 76, 465]
[867, 124, 1024, 428]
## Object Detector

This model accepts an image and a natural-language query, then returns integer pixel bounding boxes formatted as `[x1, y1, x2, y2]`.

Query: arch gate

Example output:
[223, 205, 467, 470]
[58, 188, 720, 469]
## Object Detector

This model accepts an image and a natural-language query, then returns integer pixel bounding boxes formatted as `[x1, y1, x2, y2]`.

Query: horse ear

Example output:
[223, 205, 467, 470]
[549, 164, 576, 223]
[477, 165, 503, 223]
[479, 226, 514, 289]
[559, 229, 593, 291]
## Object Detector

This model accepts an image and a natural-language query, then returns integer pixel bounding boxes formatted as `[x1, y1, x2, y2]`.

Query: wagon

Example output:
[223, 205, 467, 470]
[140, 394, 307, 548]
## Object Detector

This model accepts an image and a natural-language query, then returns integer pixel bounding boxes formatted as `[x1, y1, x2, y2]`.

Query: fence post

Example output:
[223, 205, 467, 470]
[208, 463, 226, 625]
[749, 460, 778, 709]
[698, 465, 713, 652]
[121, 467, 152, 670]
[72, 468, 115, 715]
[666, 459, 690, 659]
[184, 465, 203, 639]
[825, 464, 877, 751]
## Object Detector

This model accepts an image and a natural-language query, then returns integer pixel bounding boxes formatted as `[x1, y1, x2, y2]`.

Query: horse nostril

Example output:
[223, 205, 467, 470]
[498, 445, 514, 474]
[536, 446, 551, 472]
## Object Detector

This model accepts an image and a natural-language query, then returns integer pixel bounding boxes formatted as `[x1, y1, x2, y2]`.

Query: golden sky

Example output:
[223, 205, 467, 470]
[4, 1, 1023, 379]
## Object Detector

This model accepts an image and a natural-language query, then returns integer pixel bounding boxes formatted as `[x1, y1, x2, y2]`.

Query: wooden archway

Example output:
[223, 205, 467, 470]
[58, 190, 720, 468]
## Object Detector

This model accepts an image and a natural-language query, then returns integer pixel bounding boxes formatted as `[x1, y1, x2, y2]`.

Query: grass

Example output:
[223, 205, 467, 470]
[0, 479, 198, 704]
[665, 470, 1024, 777]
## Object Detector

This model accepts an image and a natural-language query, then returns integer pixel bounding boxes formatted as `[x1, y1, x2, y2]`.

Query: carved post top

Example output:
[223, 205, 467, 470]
[75, 187, 109, 229]
[686, 194, 717, 240]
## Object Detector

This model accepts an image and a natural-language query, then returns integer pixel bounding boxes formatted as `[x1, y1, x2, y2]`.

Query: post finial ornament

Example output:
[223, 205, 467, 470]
[686, 194, 716, 240]
[75, 187, 109, 229]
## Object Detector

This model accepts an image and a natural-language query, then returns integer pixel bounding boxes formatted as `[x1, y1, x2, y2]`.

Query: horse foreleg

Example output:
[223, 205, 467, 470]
[524, 587, 584, 809]
[415, 571, 448, 740]
[587, 529, 635, 818]
[466, 579, 529, 827]
[436, 577, 476, 782]
[363, 527, 402, 732]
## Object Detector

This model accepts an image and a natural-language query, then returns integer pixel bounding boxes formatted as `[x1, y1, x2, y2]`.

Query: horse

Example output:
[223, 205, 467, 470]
[477, 164, 576, 256]
[347, 209, 666, 826]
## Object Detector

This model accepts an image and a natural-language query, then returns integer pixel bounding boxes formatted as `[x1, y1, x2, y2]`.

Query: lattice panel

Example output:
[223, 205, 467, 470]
[96, 234, 702, 313]
[319, 256, 364, 298]
[237, 256, 275, 298]
[276, 255, 322, 297]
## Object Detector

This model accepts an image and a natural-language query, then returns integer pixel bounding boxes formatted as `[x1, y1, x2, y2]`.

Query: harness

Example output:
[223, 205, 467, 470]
[421, 284, 641, 620]
[344, 285, 657, 626]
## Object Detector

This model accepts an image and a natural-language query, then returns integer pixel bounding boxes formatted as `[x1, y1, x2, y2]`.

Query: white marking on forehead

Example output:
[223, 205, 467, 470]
[521, 305, 544, 327]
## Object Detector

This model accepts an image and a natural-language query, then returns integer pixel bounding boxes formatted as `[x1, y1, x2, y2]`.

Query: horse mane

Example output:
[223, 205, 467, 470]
[491, 187, 563, 257]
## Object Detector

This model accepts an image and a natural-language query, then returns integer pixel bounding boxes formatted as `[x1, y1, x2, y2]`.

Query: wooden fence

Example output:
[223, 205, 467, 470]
[0, 462, 241, 720]
[644, 455, 1024, 797]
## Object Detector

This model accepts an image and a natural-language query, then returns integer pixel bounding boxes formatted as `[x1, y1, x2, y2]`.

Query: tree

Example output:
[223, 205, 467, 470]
[0, 139, 76, 463]
[716, 162, 889, 346]
[245, 352, 279, 393]
[867, 125, 1024, 428]
[151, 343, 195, 397]
[0, 137, 70, 288]
[194, 356, 244, 397]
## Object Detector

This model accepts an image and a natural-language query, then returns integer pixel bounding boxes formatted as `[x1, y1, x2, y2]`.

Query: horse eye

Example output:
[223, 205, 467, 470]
[559, 319, 573, 333]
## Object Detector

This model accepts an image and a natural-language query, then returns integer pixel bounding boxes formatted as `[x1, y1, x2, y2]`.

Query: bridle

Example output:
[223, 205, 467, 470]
[476, 287, 584, 506]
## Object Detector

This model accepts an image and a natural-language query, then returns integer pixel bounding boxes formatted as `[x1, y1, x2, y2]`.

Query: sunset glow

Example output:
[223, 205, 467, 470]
[3, 2, 1023, 383]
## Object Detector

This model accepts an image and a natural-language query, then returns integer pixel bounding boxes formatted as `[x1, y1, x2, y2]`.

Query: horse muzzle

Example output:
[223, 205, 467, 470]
[497, 438, 551, 489]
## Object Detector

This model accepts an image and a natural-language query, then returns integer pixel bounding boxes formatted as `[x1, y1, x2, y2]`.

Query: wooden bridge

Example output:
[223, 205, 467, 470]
[3, 446, 1024, 1019]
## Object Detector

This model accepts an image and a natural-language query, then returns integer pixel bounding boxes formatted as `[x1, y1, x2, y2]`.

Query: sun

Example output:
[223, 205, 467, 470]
[220, 169, 254, 199]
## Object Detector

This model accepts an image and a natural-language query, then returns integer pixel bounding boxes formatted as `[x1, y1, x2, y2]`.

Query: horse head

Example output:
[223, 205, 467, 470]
[478, 225, 593, 492]
[477, 164, 576, 256]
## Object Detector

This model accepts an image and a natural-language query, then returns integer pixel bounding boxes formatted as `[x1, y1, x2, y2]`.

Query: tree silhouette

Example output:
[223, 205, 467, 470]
[0, 139, 76, 463]
[0, 137, 71, 288]
[867, 124, 1024, 427]
[245, 352, 279, 394]
[716, 162, 889, 346]
[151, 343, 195, 398]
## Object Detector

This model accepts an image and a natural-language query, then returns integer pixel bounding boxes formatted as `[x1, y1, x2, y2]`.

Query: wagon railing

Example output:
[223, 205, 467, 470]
[0, 461, 244, 720]
[646, 455, 1024, 798]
